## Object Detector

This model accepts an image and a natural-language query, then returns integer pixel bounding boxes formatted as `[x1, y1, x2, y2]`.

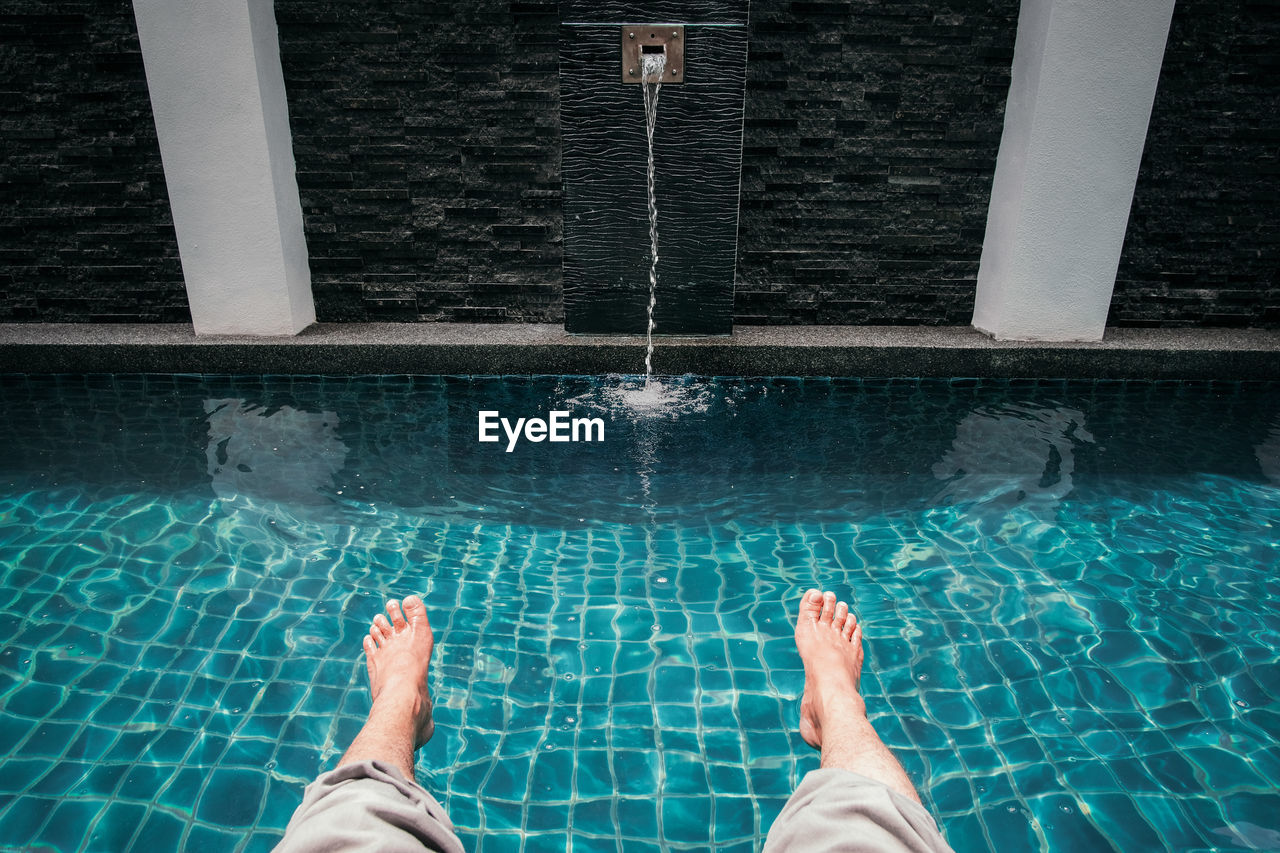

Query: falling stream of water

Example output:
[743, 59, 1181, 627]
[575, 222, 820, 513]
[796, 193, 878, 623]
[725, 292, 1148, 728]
[641, 52, 665, 386]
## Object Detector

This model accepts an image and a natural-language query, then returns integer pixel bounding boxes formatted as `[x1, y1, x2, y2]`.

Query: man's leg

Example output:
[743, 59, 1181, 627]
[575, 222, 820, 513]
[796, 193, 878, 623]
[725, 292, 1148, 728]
[273, 595, 465, 853]
[337, 594, 438, 777]
[763, 589, 955, 852]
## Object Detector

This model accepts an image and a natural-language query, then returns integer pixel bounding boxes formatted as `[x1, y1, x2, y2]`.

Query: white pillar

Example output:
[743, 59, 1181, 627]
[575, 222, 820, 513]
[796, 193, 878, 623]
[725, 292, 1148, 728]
[133, 0, 314, 336]
[972, 0, 1175, 342]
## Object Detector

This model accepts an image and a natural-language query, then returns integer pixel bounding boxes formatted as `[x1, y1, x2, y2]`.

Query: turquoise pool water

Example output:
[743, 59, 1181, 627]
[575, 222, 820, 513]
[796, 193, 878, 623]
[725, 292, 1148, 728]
[1, 374, 1277, 852]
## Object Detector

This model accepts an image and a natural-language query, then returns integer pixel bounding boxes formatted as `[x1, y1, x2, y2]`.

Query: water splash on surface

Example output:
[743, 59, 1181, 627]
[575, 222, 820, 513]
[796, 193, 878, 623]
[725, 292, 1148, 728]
[565, 375, 714, 420]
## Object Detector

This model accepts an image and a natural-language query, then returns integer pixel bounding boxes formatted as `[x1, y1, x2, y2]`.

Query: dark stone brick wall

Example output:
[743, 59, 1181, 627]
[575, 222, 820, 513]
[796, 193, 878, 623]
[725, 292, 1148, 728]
[1, 0, 1276, 329]
[275, 1, 563, 323]
[734, 0, 1017, 325]
[1112, 0, 1280, 328]
[0, 2, 188, 322]
[277, 0, 1017, 326]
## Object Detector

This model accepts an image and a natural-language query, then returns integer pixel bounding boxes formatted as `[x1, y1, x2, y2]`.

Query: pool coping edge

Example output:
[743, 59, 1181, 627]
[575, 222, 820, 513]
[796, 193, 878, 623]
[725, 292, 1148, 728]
[2, 323, 1278, 379]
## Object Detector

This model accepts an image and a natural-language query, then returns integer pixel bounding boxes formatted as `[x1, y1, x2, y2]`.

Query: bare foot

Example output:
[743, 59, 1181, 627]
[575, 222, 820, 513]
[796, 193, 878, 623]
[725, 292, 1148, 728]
[795, 589, 866, 750]
[363, 595, 436, 747]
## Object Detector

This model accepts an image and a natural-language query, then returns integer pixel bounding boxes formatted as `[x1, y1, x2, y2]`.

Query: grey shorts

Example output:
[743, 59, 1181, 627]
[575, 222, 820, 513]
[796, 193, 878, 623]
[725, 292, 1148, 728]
[763, 768, 955, 852]
[274, 762, 952, 852]
[272, 760, 465, 853]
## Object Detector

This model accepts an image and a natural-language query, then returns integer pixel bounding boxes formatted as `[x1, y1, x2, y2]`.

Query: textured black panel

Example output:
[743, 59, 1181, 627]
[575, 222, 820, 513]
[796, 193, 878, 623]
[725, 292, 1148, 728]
[1113, 0, 1280, 328]
[734, 0, 1017, 326]
[561, 25, 747, 334]
[276, 0, 563, 323]
[561, 2, 748, 25]
[0, 1, 187, 323]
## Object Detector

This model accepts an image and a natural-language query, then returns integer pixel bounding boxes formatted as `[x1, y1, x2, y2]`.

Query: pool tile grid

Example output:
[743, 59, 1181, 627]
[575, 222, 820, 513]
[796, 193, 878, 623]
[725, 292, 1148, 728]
[829, 503, 1280, 850]
[415, 519, 808, 851]
[0, 490, 441, 846]
[0, 545, 374, 851]
[6, 491, 1278, 850]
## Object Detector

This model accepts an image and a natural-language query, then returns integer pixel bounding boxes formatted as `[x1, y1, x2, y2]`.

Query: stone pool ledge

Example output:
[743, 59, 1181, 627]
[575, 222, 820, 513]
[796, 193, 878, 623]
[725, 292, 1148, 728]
[1, 323, 1278, 379]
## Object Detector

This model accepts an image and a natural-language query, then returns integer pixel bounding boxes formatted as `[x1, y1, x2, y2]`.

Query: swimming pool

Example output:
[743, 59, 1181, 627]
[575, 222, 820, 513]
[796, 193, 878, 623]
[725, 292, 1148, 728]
[1, 374, 1277, 851]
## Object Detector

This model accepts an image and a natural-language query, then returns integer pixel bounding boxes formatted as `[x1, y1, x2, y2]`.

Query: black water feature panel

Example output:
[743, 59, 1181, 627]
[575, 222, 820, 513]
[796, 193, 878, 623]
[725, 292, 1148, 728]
[560, 3, 749, 336]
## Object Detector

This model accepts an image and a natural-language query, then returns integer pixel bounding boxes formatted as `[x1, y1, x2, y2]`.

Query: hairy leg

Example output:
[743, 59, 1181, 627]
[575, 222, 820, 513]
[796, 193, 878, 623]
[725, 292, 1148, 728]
[795, 589, 923, 804]
[338, 595, 436, 781]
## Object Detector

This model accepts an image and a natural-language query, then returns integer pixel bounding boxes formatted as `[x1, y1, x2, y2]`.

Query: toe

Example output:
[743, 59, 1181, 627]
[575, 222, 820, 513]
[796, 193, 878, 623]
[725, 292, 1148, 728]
[373, 613, 393, 638]
[819, 591, 837, 624]
[798, 588, 823, 622]
[387, 599, 407, 631]
[834, 600, 848, 630]
[842, 612, 857, 640]
[363, 635, 378, 689]
[368, 624, 382, 647]
[402, 594, 429, 626]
